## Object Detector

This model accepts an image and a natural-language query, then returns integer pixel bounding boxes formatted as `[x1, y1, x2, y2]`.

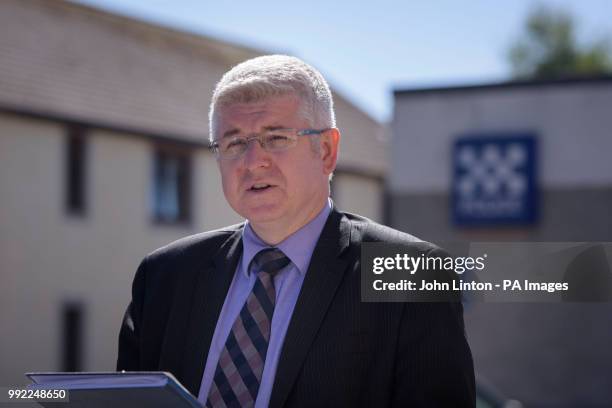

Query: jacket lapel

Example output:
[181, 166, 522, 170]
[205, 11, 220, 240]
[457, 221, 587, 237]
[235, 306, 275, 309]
[159, 228, 243, 396]
[269, 209, 352, 408]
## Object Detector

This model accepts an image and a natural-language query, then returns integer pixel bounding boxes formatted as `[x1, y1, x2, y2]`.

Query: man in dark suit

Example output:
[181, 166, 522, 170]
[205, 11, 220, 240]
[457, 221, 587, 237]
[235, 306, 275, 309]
[118, 55, 475, 407]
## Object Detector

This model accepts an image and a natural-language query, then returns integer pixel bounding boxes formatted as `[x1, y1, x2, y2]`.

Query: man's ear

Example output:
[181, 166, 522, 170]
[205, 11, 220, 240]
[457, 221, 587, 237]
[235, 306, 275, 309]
[320, 128, 340, 175]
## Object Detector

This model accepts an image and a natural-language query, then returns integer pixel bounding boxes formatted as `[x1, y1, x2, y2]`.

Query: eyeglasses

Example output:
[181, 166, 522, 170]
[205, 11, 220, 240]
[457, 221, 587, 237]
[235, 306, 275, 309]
[210, 128, 329, 160]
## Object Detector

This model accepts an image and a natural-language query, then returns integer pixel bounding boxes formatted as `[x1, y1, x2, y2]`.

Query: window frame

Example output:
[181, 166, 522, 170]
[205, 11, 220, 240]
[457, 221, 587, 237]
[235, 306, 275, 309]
[151, 143, 193, 226]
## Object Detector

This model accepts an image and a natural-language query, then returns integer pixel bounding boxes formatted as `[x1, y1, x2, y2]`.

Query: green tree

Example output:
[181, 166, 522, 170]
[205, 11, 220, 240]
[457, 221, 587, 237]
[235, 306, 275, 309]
[509, 5, 612, 79]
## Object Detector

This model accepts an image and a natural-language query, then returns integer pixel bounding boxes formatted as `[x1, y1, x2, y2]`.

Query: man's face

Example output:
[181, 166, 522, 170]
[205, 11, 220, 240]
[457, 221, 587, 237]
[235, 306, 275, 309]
[214, 94, 338, 238]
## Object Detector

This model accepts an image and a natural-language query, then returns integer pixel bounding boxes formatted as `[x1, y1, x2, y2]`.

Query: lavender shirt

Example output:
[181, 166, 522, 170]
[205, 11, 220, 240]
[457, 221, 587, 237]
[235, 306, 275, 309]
[197, 199, 332, 407]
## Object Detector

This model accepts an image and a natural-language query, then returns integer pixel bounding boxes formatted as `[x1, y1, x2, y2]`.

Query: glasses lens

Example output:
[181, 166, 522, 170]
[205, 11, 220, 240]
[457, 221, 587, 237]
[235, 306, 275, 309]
[263, 130, 295, 151]
[219, 138, 247, 158]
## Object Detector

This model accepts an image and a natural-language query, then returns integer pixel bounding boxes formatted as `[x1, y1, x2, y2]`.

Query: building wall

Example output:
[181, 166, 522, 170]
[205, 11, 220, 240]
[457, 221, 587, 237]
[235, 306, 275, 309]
[333, 95, 388, 176]
[389, 80, 612, 406]
[390, 82, 612, 241]
[1, 114, 65, 385]
[0, 112, 243, 385]
[332, 172, 383, 222]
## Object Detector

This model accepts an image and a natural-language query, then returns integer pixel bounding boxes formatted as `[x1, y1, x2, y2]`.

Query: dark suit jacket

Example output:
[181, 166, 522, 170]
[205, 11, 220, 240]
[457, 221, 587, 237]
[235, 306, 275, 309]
[117, 209, 475, 407]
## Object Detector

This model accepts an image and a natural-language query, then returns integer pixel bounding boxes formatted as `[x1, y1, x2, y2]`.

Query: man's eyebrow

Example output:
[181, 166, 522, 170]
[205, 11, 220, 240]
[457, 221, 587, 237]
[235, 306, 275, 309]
[221, 126, 287, 138]
[262, 126, 286, 131]
[221, 129, 240, 139]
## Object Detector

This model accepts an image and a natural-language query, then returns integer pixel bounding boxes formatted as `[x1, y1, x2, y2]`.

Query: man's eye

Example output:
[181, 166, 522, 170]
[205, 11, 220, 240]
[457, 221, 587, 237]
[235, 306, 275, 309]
[224, 139, 247, 151]
[266, 134, 290, 147]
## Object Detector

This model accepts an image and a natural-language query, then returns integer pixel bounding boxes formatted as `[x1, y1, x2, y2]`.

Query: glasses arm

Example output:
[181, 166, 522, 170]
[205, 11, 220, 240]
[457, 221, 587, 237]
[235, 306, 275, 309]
[297, 128, 330, 136]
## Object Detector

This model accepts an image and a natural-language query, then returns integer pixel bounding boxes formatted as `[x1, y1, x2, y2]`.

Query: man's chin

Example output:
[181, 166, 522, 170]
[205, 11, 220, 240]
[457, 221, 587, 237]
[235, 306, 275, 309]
[241, 204, 285, 224]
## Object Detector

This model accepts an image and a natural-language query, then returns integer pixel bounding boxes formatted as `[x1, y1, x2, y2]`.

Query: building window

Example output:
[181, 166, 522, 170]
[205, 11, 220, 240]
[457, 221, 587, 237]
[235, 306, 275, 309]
[151, 146, 191, 224]
[65, 126, 87, 215]
[62, 301, 84, 372]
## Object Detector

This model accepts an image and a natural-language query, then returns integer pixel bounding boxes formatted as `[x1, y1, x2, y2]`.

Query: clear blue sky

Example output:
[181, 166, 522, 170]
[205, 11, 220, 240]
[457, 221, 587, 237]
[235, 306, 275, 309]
[72, 0, 611, 122]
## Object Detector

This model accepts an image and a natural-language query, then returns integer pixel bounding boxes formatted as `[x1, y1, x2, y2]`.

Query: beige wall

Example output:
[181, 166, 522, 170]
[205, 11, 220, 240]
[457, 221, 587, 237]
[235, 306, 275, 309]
[1, 114, 65, 385]
[0, 113, 243, 385]
[334, 95, 387, 176]
[332, 172, 383, 223]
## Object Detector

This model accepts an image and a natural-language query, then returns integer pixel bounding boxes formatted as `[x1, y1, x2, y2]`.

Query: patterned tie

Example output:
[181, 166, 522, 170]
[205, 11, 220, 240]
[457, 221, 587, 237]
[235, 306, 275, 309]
[206, 248, 291, 408]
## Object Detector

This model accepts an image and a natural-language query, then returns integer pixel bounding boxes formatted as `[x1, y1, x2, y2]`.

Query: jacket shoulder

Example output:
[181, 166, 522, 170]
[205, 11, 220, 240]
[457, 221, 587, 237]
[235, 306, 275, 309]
[342, 212, 440, 253]
[146, 222, 243, 264]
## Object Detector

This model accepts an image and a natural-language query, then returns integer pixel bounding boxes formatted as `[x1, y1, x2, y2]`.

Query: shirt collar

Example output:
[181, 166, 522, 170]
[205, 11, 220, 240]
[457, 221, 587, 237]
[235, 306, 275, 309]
[241, 198, 333, 277]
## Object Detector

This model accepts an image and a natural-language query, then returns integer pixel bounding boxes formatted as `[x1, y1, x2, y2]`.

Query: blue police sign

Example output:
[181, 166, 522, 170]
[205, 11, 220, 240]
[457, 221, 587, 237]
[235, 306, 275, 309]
[452, 134, 538, 226]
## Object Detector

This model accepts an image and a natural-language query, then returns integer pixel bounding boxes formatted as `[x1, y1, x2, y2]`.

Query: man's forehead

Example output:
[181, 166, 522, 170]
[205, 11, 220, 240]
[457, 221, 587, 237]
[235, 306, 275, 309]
[216, 96, 305, 137]
[220, 94, 300, 114]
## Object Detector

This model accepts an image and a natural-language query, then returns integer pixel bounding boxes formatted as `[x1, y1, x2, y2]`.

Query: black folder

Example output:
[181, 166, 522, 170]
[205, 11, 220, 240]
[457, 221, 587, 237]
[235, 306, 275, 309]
[26, 371, 202, 408]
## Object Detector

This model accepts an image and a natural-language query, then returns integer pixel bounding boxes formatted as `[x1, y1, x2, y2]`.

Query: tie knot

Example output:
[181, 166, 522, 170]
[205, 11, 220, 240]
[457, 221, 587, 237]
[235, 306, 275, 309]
[251, 248, 290, 276]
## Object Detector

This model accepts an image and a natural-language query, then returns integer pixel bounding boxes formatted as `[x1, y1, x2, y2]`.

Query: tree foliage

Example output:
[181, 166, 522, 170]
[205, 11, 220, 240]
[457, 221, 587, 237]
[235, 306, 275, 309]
[509, 5, 612, 79]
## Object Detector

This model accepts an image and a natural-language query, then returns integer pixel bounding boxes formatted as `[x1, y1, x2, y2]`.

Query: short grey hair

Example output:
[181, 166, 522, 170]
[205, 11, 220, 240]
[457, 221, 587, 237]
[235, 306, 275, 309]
[209, 55, 336, 140]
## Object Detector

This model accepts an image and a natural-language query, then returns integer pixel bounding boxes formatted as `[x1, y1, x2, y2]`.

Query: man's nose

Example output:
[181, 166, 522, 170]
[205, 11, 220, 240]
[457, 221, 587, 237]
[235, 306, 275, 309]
[243, 138, 270, 169]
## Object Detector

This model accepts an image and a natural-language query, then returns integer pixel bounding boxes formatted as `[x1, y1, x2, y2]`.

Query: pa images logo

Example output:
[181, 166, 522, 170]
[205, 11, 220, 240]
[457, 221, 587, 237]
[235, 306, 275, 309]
[453, 136, 537, 225]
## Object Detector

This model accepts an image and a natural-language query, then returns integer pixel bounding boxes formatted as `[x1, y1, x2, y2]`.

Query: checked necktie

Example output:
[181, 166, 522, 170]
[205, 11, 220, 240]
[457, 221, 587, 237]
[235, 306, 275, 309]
[206, 248, 291, 408]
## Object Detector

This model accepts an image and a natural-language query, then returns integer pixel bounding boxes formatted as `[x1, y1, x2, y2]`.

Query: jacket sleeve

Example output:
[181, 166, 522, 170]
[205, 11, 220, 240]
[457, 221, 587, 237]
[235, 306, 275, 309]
[391, 248, 476, 408]
[116, 256, 148, 371]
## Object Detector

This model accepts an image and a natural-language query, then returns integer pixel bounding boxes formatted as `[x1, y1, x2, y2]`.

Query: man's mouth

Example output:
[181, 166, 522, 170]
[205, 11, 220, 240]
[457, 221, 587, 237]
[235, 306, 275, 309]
[248, 183, 273, 192]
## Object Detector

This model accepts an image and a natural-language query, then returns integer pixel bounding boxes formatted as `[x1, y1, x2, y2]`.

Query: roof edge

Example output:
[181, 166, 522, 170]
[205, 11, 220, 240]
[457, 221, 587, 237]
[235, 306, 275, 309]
[394, 75, 612, 97]
[0, 103, 209, 149]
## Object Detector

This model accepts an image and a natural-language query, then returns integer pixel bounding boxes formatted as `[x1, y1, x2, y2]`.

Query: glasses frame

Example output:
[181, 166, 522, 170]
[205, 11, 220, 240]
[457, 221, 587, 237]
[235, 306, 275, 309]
[209, 128, 330, 160]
